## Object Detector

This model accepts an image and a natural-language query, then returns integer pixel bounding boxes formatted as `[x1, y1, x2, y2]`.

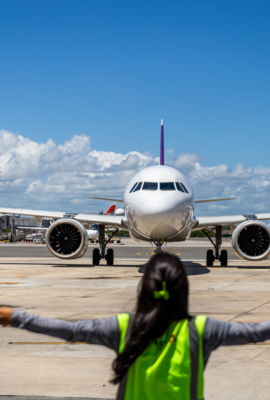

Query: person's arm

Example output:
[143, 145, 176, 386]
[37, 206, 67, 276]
[203, 317, 270, 366]
[0, 307, 120, 352]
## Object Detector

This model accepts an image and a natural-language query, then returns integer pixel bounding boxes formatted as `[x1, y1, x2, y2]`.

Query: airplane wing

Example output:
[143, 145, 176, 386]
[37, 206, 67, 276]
[90, 196, 235, 204]
[195, 198, 235, 204]
[194, 213, 270, 230]
[0, 207, 127, 229]
[17, 226, 48, 230]
[88, 196, 124, 202]
[0, 208, 65, 219]
[74, 213, 126, 228]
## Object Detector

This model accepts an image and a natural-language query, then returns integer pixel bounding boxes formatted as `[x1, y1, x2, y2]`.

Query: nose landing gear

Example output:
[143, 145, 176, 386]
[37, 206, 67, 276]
[152, 239, 165, 253]
[92, 225, 118, 266]
[203, 226, 228, 267]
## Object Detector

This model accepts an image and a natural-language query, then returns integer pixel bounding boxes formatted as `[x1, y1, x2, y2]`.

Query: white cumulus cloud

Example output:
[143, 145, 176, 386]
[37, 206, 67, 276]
[1, 129, 270, 216]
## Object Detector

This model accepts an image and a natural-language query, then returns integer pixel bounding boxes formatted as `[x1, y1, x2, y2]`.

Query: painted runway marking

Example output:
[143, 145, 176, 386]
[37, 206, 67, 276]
[137, 252, 181, 256]
[136, 253, 156, 255]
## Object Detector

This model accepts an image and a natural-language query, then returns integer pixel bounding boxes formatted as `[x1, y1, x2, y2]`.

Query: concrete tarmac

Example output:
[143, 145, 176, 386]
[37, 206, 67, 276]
[0, 237, 240, 260]
[1, 238, 270, 399]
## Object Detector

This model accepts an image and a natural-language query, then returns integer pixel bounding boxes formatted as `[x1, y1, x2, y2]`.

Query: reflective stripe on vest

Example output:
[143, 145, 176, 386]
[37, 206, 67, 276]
[116, 313, 206, 400]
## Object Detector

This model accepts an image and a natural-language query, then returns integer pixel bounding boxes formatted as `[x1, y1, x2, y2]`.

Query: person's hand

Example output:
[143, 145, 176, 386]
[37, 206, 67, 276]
[0, 307, 13, 325]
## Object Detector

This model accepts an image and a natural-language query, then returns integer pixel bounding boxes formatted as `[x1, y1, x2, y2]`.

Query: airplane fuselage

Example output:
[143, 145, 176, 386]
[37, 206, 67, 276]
[124, 165, 195, 242]
[87, 229, 99, 240]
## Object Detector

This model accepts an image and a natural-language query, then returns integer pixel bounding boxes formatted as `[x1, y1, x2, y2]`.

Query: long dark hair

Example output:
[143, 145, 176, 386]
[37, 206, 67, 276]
[111, 252, 189, 384]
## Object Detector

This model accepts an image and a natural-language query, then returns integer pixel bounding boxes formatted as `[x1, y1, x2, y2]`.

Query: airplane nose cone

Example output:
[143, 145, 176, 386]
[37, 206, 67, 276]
[130, 200, 193, 240]
[140, 202, 173, 216]
[138, 195, 191, 217]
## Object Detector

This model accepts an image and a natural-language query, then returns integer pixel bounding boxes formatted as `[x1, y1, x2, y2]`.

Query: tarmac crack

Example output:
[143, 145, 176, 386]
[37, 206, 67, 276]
[236, 270, 269, 281]
[229, 298, 270, 321]
[205, 346, 253, 374]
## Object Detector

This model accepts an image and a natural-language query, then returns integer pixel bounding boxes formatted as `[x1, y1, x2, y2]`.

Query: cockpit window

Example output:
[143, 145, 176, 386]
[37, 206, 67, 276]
[180, 183, 189, 193]
[129, 182, 138, 193]
[133, 182, 142, 192]
[160, 182, 175, 191]
[143, 182, 158, 190]
[176, 182, 185, 192]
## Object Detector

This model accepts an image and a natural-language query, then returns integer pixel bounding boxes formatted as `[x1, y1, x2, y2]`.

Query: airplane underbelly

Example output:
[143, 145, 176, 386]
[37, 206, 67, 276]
[138, 217, 179, 239]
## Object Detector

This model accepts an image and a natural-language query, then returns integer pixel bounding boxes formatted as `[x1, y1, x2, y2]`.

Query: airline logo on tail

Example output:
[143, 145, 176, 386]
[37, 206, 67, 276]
[160, 119, 164, 165]
[105, 204, 116, 215]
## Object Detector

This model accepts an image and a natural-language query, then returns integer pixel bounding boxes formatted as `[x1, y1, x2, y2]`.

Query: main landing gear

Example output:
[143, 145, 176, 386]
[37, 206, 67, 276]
[203, 226, 228, 267]
[92, 225, 118, 266]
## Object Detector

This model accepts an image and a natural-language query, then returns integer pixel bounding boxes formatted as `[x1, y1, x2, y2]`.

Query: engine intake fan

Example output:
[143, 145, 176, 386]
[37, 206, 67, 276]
[46, 219, 88, 259]
[232, 220, 270, 261]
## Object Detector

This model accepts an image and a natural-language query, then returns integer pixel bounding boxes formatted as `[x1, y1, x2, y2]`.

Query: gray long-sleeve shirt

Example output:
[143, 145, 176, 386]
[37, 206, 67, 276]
[10, 310, 270, 367]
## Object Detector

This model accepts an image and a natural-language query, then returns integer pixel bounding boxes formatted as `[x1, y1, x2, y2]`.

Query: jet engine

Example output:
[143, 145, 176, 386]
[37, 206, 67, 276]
[232, 220, 270, 261]
[45, 219, 89, 259]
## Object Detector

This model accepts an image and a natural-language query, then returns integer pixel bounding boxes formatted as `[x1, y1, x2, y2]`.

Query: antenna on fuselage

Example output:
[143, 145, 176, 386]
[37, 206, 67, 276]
[160, 119, 164, 165]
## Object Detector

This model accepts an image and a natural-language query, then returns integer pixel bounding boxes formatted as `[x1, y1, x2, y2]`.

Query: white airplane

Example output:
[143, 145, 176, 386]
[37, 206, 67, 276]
[1, 120, 270, 267]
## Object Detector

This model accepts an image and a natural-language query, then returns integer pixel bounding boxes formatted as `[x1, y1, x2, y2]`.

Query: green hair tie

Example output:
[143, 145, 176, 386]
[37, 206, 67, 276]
[154, 281, 170, 301]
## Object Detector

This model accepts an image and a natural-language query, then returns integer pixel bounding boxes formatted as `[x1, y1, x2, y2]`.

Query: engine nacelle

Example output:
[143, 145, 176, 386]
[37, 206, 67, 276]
[46, 219, 88, 259]
[115, 208, 125, 216]
[232, 220, 270, 261]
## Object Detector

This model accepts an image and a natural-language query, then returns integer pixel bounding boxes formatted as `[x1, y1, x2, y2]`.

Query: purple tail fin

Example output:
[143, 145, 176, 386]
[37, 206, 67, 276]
[160, 119, 164, 165]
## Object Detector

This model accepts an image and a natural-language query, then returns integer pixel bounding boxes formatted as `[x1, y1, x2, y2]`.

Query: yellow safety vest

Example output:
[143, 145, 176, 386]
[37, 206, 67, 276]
[116, 313, 206, 400]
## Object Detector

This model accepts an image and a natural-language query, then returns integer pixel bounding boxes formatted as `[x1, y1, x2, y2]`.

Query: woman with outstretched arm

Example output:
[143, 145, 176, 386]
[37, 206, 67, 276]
[1, 252, 270, 400]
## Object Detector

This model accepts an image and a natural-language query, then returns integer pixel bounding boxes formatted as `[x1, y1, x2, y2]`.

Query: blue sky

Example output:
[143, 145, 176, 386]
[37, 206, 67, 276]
[1, 0, 270, 214]
[1, 0, 270, 166]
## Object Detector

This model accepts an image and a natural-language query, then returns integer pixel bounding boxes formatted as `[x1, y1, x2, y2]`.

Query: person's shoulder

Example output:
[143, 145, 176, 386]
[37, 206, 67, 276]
[203, 317, 229, 338]
[117, 312, 132, 317]
[116, 313, 133, 326]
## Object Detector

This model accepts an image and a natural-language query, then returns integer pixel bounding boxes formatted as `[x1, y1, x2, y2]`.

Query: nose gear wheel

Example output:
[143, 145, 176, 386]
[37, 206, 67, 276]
[152, 239, 166, 253]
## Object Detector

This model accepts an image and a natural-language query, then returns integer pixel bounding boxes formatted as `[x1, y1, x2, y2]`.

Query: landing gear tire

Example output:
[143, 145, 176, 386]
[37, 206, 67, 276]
[93, 248, 100, 266]
[206, 249, 214, 267]
[106, 248, 114, 266]
[220, 249, 228, 267]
